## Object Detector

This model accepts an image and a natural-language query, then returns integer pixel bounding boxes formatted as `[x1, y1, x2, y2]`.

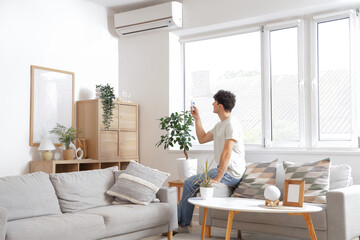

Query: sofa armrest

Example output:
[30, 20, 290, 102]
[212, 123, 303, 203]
[157, 187, 178, 231]
[326, 185, 360, 240]
[0, 207, 7, 240]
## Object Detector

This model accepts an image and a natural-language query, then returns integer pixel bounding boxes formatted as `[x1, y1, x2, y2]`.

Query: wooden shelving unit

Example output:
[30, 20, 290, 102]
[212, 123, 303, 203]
[29, 159, 133, 174]
[76, 99, 139, 162]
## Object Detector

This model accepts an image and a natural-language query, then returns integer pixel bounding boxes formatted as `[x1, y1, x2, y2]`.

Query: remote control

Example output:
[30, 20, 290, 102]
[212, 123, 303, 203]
[191, 101, 195, 111]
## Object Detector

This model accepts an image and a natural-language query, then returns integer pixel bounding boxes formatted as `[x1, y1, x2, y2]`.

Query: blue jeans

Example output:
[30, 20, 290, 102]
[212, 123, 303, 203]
[177, 168, 242, 226]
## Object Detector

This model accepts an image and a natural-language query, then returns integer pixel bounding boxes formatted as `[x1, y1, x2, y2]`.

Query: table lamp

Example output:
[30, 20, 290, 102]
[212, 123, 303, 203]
[38, 139, 56, 161]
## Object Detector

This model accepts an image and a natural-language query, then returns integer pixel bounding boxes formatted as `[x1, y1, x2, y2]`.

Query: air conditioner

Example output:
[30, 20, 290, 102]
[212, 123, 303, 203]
[114, 2, 182, 36]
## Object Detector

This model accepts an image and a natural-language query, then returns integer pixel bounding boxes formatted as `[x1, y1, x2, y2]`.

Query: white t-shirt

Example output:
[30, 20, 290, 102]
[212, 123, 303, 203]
[209, 116, 245, 179]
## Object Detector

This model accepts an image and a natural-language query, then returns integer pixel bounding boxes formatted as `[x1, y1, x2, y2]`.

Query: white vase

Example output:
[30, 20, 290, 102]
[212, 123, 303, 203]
[176, 158, 197, 181]
[200, 187, 214, 200]
[95, 87, 101, 99]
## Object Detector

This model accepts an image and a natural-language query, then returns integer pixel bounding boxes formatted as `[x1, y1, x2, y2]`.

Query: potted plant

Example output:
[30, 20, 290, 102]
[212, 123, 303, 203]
[155, 111, 197, 181]
[194, 160, 215, 199]
[49, 123, 80, 160]
[96, 84, 115, 130]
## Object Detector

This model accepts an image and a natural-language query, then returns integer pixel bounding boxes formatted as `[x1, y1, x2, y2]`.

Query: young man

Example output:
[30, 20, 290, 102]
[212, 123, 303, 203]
[177, 90, 246, 231]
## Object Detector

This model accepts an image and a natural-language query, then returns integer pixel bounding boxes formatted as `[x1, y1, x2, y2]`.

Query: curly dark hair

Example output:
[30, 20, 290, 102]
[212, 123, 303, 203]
[213, 90, 236, 112]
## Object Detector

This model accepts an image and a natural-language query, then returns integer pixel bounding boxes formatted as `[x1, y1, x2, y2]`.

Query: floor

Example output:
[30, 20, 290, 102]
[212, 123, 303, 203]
[143, 208, 298, 240]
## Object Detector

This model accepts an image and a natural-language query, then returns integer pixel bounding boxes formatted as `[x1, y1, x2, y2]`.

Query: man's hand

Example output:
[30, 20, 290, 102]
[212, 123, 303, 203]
[210, 178, 220, 185]
[190, 105, 200, 121]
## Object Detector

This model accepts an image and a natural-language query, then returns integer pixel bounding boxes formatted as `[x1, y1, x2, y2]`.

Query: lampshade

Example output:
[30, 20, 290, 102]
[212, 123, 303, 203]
[38, 139, 56, 151]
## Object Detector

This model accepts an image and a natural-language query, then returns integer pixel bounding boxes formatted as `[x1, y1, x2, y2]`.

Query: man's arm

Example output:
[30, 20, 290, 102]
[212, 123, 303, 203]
[212, 139, 236, 183]
[190, 106, 213, 144]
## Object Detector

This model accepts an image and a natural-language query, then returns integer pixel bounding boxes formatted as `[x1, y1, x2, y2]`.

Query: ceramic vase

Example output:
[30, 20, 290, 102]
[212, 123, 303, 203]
[176, 158, 197, 181]
[200, 187, 214, 200]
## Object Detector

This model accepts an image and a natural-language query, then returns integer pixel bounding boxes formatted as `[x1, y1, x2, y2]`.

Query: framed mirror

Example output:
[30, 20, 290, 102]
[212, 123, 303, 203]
[30, 65, 74, 146]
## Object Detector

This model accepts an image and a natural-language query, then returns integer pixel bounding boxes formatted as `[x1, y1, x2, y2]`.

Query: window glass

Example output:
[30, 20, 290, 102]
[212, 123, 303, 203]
[270, 27, 299, 141]
[184, 32, 262, 144]
[317, 18, 351, 141]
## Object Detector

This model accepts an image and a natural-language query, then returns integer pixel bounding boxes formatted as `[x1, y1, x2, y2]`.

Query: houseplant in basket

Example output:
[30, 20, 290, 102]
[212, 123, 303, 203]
[155, 111, 197, 181]
[49, 123, 80, 160]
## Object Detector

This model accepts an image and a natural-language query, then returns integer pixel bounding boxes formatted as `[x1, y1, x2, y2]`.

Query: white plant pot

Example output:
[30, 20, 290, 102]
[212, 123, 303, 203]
[176, 158, 197, 182]
[200, 187, 214, 200]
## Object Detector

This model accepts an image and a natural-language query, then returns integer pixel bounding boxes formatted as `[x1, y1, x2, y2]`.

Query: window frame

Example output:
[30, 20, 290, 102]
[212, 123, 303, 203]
[262, 19, 305, 148]
[310, 10, 359, 148]
[176, 9, 360, 152]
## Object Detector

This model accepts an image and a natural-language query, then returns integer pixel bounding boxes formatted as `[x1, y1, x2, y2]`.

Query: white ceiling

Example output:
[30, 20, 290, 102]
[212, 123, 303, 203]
[87, 0, 178, 11]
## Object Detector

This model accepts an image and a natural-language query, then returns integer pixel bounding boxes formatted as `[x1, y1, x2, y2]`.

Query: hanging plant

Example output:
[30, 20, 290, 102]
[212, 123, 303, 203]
[96, 84, 115, 130]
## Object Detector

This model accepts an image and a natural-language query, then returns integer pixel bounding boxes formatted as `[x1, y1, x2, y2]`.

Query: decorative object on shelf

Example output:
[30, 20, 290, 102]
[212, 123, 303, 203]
[155, 111, 197, 181]
[49, 123, 80, 160]
[30, 65, 74, 146]
[38, 139, 56, 161]
[95, 86, 101, 99]
[194, 160, 215, 200]
[75, 148, 84, 159]
[96, 84, 116, 130]
[77, 138, 88, 158]
[283, 179, 305, 207]
[121, 90, 131, 102]
[264, 185, 281, 207]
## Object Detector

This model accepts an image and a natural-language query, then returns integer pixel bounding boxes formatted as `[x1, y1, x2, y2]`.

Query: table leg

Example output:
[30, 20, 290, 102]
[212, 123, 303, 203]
[303, 213, 317, 240]
[201, 208, 208, 240]
[288, 213, 317, 240]
[225, 211, 240, 240]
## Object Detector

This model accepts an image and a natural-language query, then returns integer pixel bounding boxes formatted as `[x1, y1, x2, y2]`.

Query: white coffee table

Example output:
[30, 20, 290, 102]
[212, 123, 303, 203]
[188, 197, 323, 240]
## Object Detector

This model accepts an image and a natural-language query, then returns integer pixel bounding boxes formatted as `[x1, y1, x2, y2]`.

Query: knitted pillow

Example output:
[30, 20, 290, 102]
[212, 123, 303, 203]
[107, 161, 169, 205]
[283, 158, 330, 204]
[232, 159, 277, 200]
[112, 170, 160, 205]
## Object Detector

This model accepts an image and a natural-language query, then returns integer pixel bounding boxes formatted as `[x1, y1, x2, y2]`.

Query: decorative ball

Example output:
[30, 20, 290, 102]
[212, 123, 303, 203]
[264, 185, 281, 202]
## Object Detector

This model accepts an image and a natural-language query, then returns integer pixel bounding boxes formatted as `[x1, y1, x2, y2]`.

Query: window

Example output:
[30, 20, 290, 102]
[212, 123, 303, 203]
[311, 11, 358, 148]
[180, 9, 359, 150]
[184, 31, 262, 145]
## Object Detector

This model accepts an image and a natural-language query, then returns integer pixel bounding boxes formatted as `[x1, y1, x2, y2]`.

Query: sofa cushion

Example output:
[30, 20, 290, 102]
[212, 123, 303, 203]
[0, 172, 61, 221]
[79, 203, 170, 237]
[112, 170, 160, 204]
[210, 202, 327, 231]
[329, 164, 352, 190]
[232, 159, 277, 200]
[283, 158, 330, 204]
[6, 213, 105, 240]
[107, 161, 169, 205]
[50, 167, 117, 213]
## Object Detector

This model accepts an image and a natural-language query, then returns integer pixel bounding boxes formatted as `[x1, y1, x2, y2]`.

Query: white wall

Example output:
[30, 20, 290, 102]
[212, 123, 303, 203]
[118, 0, 360, 184]
[0, 0, 118, 177]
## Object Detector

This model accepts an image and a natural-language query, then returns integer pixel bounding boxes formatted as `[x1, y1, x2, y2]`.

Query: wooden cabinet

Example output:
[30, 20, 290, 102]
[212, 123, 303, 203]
[76, 99, 139, 162]
[29, 159, 130, 174]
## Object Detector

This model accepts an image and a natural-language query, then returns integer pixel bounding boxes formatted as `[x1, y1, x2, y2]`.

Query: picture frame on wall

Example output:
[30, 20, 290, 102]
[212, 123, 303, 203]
[30, 65, 75, 146]
[283, 179, 305, 207]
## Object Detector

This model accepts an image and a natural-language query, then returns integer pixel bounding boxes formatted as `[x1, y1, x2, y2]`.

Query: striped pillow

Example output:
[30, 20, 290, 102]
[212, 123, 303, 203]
[232, 159, 277, 200]
[107, 161, 169, 205]
[283, 158, 330, 204]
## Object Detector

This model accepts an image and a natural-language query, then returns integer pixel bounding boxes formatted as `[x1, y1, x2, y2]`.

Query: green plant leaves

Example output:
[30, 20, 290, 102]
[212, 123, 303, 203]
[155, 110, 195, 159]
[97, 84, 115, 130]
[49, 123, 80, 150]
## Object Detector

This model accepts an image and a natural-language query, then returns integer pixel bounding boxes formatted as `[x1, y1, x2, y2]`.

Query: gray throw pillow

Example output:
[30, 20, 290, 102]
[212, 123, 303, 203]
[112, 170, 160, 204]
[107, 161, 169, 205]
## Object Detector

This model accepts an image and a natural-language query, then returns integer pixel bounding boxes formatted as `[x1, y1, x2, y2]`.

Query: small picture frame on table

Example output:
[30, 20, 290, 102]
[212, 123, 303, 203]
[283, 180, 305, 207]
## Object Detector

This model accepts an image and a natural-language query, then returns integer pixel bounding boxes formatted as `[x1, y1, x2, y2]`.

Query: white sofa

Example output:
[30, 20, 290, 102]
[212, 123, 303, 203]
[199, 163, 360, 240]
